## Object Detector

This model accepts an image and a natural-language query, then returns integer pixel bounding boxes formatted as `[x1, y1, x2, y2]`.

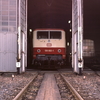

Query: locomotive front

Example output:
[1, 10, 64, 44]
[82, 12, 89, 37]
[32, 29, 66, 68]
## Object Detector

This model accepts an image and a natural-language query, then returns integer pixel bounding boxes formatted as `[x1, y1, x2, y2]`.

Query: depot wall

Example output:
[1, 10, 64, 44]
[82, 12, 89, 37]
[0, 0, 27, 72]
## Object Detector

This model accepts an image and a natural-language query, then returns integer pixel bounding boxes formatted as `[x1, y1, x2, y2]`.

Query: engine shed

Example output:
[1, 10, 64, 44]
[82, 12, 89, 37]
[0, 0, 84, 74]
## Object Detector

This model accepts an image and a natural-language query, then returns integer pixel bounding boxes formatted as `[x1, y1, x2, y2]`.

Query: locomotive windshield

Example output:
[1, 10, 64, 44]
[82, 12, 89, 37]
[50, 31, 61, 39]
[37, 31, 61, 39]
[37, 31, 48, 39]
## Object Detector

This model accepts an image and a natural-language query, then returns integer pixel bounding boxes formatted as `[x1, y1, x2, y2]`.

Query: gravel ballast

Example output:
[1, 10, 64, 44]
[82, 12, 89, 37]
[0, 71, 100, 100]
[62, 71, 100, 100]
[0, 72, 37, 100]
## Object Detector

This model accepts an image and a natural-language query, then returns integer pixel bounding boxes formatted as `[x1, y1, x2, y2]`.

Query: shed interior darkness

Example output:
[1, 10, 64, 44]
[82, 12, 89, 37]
[27, 0, 100, 68]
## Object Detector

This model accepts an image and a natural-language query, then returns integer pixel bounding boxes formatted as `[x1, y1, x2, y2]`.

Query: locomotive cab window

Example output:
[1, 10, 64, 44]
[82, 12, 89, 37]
[37, 31, 48, 39]
[50, 31, 61, 39]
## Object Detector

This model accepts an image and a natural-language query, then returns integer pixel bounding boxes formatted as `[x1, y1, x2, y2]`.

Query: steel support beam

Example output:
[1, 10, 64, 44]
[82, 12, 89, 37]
[72, 0, 83, 74]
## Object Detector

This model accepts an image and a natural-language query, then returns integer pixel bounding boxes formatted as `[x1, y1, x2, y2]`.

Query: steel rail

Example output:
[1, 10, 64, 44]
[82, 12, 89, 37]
[60, 74, 84, 100]
[13, 73, 38, 100]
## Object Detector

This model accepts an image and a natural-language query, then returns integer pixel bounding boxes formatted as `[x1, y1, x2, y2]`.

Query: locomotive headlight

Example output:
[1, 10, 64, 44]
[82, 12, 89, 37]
[37, 49, 41, 53]
[58, 49, 61, 53]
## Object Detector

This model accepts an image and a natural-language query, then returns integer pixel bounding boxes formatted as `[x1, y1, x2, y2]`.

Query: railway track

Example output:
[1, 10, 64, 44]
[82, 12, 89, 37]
[59, 74, 84, 100]
[13, 71, 84, 100]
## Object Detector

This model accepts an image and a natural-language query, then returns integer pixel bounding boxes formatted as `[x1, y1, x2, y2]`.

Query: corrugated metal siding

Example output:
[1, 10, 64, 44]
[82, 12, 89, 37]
[0, 0, 17, 32]
[0, 32, 17, 72]
[0, 0, 18, 72]
[20, 0, 26, 32]
[0, 33, 17, 52]
[0, 53, 16, 72]
[0, 0, 27, 72]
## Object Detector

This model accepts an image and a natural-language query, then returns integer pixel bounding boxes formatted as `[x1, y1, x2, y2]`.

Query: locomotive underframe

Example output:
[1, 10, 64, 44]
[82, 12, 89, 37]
[32, 54, 66, 69]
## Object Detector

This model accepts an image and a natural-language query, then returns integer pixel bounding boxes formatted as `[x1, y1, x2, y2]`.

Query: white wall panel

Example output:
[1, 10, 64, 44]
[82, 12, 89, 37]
[0, 52, 17, 72]
[0, 33, 17, 52]
[0, 33, 17, 72]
